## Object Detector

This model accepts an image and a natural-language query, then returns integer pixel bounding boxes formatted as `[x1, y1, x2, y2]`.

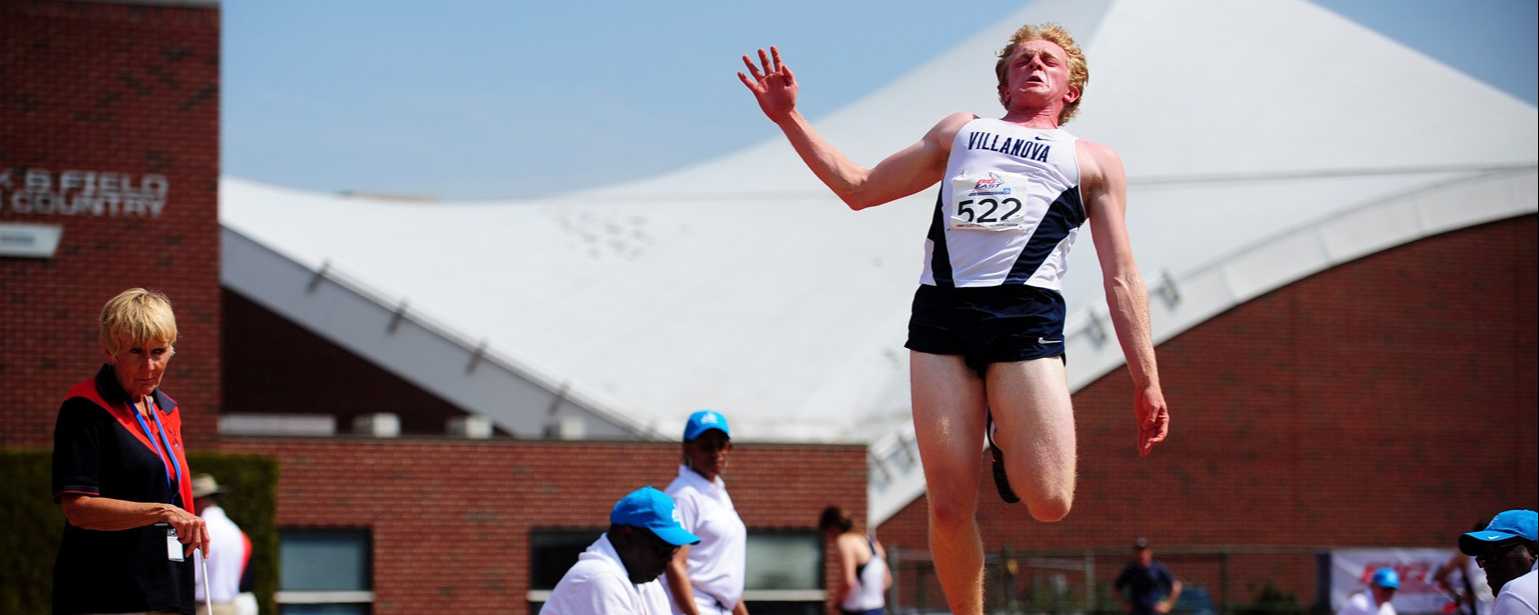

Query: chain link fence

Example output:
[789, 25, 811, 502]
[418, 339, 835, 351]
[885, 545, 1332, 615]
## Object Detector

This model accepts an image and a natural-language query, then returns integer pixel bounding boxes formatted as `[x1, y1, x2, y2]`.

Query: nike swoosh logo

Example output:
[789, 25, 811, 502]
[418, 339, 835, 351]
[1038, 337, 1062, 344]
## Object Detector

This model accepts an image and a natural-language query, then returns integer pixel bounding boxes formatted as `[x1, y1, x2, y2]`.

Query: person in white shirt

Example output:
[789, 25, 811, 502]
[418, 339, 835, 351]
[1339, 567, 1399, 615]
[192, 474, 247, 615]
[665, 410, 749, 615]
[1436, 522, 1497, 615]
[543, 486, 702, 615]
[820, 505, 891, 615]
[1460, 509, 1538, 615]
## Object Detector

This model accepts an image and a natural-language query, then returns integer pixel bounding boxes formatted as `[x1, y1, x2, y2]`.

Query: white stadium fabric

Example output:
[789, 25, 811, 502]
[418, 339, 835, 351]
[220, 0, 1536, 522]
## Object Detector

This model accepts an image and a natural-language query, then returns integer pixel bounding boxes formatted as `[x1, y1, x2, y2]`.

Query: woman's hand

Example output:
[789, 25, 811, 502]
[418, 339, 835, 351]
[162, 504, 210, 557]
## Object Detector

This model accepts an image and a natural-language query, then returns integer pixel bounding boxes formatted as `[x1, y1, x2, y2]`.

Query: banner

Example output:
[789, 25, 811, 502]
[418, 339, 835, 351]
[1330, 548, 1486, 615]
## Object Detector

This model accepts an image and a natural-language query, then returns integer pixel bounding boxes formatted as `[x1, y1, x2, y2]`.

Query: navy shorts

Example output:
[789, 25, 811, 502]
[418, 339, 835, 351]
[904, 284, 1067, 376]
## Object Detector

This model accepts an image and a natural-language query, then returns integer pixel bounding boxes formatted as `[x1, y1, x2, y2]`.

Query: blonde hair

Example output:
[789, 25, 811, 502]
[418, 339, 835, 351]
[995, 23, 1089, 123]
[99, 288, 178, 355]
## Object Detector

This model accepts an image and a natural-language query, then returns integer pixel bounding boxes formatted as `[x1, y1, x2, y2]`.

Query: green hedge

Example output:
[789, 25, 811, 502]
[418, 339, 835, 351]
[0, 450, 279, 615]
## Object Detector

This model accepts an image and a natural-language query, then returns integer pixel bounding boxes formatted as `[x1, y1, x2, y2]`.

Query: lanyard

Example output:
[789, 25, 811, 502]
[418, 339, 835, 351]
[131, 396, 182, 494]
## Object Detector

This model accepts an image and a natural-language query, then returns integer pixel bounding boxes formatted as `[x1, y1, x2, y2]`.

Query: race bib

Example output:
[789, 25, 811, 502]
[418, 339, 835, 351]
[947, 172, 1030, 231]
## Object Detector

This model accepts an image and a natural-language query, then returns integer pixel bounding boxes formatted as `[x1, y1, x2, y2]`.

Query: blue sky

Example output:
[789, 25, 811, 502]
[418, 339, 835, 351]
[222, 1, 1537, 200]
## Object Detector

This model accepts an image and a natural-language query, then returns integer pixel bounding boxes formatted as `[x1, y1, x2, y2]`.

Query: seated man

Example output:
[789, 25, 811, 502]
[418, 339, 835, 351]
[544, 487, 701, 615]
[1460, 509, 1537, 615]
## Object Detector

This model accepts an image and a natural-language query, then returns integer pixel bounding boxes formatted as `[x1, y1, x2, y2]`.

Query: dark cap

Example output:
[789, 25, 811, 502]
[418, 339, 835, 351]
[1134, 537, 1150, 550]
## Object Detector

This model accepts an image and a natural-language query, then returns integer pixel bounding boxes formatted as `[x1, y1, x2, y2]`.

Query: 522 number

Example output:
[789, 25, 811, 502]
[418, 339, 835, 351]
[956, 197, 1022, 224]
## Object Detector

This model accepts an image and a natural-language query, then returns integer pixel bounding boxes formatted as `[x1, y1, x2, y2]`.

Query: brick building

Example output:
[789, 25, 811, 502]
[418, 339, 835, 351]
[2, 3, 864, 614]
[1, 0, 222, 449]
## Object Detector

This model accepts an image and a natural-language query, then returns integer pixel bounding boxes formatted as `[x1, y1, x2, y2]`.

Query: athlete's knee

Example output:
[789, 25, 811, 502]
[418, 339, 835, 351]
[928, 494, 978, 531]
[1025, 490, 1073, 523]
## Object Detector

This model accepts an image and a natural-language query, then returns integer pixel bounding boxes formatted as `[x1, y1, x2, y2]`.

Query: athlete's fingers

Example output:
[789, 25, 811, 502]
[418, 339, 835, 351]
[1150, 410, 1169, 442]
[758, 48, 773, 76]
[742, 55, 764, 81]
[781, 63, 796, 86]
[770, 46, 783, 74]
[737, 71, 760, 92]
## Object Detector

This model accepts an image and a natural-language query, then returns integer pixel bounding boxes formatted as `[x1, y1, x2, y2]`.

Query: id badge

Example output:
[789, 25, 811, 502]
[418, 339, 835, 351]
[166, 526, 184, 562]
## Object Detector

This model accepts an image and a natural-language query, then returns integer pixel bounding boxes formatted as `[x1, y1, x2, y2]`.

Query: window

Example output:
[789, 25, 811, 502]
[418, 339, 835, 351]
[277, 528, 373, 615]
[744, 530, 824, 615]
[528, 528, 604, 611]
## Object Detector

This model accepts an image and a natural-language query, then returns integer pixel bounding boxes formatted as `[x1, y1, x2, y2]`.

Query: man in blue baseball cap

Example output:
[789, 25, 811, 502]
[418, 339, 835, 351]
[544, 487, 701, 615]
[1460, 509, 1537, 615]
[1339, 567, 1400, 615]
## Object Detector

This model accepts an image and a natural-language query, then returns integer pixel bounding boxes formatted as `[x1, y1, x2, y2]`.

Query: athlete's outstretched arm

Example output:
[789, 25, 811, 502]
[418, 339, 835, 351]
[1080, 140, 1169, 457]
[738, 46, 965, 210]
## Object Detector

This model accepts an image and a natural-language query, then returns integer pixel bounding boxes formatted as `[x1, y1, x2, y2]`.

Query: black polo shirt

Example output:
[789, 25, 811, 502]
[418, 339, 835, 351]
[51, 364, 194, 615]
[1115, 560, 1176, 615]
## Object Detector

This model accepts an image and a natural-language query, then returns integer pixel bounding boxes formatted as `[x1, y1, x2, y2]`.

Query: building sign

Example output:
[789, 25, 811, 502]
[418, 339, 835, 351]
[0, 168, 169, 218]
[0, 223, 63, 259]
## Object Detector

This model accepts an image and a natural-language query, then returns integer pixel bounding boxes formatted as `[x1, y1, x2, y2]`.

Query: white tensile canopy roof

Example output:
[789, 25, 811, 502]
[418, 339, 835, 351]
[221, 0, 1536, 522]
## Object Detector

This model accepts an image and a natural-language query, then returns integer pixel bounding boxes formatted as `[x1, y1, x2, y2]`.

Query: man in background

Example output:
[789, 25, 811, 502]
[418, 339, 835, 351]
[1460, 509, 1537, 615]
[1339, 567, 1399, 615]
[192, 474, 249, 615]
[544, 486, 701, 615]
[1115, 538, 1182, 615]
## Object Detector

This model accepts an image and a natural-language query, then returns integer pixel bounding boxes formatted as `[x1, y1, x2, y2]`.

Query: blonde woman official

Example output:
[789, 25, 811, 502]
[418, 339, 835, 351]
[52, 288, 210, 615]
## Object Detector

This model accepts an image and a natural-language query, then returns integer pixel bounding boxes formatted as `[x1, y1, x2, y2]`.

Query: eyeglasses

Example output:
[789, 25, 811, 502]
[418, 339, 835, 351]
[1474, 542, 1522, 568]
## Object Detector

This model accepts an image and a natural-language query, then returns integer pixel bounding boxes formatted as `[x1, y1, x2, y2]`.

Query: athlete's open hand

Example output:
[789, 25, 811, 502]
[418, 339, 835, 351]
[1135, 384, 1169, 457]
[738, 46, 797, 124]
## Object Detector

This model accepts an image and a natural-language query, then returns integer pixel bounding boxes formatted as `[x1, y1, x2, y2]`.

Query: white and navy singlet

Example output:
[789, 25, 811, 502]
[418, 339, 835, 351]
[920, 117, 1085, 289]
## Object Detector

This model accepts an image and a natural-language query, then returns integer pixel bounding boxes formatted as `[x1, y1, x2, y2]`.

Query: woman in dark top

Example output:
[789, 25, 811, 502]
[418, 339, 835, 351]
[52, 288, 209, 615]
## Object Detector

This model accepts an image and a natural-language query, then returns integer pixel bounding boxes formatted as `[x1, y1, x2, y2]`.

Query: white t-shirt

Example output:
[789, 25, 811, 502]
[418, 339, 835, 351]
[666, 465, 747, 614]
[543, 534, 672, 615]
[194, 505, 246, 603]
[1339, 591, 1396, 615]
[1493, 565, 1538, 615]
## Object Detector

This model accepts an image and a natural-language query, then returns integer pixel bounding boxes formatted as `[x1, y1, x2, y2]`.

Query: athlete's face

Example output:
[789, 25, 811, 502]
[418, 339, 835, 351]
[1002, 39, 1079, 114]
[106, 338, 174, 401]
[683, 430, 732, 481]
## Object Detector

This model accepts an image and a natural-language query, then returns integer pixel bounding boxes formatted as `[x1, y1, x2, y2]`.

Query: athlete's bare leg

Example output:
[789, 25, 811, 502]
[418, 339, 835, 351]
[985, 357, 1077, 522]
[910, 351, 988, 615]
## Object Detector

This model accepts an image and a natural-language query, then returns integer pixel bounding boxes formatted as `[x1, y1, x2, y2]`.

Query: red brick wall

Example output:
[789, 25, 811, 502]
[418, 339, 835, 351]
[219, 437, 868, 614]
[222, 289, 479, 436]
[1, 1, 221, 447]
[879, 215, 1539, 608]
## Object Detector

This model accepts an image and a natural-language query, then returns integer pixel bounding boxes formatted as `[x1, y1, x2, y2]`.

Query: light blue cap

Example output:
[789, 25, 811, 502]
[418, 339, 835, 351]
[1370, 567, 1400, 590]
[610, 486, 700, 547]
[682, 409, 731, 442]
[1460, 509, 1538, 555]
